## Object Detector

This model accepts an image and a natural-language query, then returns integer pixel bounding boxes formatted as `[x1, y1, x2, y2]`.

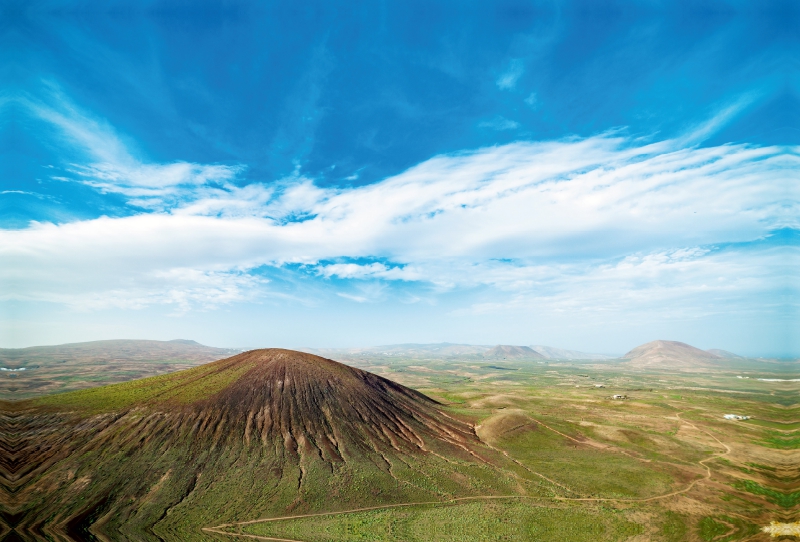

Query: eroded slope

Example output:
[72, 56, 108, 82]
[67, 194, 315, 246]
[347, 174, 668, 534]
[2, 349, 525, 541]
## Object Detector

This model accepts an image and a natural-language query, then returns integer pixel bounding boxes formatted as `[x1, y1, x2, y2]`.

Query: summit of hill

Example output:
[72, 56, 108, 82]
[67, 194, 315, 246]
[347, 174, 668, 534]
[623, 340, 723, 368]
[184, 349, 477, 453]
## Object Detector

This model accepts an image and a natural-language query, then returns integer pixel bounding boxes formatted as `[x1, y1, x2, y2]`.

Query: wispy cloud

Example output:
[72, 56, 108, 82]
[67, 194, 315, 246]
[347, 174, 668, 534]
[678, 92, 760, 146]
[3, 97, 796, 318]
[336, 292, 370, 303]
[318, 263, 422, 281]
[67, 162, 244, 209]
[478, 116, 520, 131]
[457, 244, 789, 318]
[23, 86, 245, 210]
[496, 59, 524, 90]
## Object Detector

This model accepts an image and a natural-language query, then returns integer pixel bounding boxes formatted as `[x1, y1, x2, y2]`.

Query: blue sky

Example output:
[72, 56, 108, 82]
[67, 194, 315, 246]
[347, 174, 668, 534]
[1, 0, 798, 355]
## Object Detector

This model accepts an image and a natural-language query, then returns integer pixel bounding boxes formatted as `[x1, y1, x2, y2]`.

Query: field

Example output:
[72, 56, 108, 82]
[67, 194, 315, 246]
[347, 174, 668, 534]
[212, 356, 798, 541]
[2, 351, 797, 541]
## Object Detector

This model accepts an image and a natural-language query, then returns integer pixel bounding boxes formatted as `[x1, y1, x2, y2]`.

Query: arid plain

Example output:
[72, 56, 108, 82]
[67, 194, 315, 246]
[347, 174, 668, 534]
[0, 340, 796, 541]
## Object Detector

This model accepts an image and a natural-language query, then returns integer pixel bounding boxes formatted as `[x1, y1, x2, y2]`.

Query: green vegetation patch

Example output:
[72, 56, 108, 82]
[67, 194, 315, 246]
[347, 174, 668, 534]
[734, 479, 800, 508]
[698, 515, 759, 542]
[744, 419, 800, 430]
[660, 511, 687, 542]
[699, 516, 730, 541]
[759, 430, 800, 449]
[493, 421, 674, 499]
[235, 499, 643, 542]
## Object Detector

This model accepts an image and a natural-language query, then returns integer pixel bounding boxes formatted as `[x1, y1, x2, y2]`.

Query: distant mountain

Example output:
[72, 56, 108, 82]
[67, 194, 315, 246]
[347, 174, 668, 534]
[483, 345, 546, 360]
[529, 345, 615, 360]
[0, 339, 239, 398]
[168, 339, 202, 345]
[623, 340, 723, 368]
[0, 339, 236, 365]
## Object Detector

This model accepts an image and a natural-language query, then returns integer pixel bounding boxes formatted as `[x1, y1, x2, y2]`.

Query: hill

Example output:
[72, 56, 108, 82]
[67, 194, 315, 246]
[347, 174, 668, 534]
[5, 349, 520, 540]
[0, 339, 238, 399]
[529, 345, 615, 360]
[623, 340, 723, 368]
[483, 345, 546, 360]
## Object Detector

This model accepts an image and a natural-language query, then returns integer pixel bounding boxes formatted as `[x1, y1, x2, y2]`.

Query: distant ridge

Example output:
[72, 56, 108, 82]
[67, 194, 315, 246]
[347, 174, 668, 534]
[483, 345, 546, 360]
[0, 339, 235, 360]
[707, 349, 742, 359]
[623, 340, 723, 368]
[306, 343, 491, 358]
[304, 343, 610, 360]
[529, 345, 615, 360]
[168, 339, 202, 345]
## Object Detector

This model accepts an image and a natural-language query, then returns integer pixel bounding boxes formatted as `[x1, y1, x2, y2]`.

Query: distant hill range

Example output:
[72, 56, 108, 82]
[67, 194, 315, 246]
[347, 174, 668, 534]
[0, 339, 239, 399]
[529, 345, 615, 360]
[483, 345, 545, 360]
[305, 343, 613, 361]
[0, 339, 236, 365]
[622, 340, 737, 368]
[313, 343, 492, 358]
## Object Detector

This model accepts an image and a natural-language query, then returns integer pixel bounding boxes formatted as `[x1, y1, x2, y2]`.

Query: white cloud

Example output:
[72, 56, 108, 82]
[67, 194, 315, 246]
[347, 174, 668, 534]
[524, 92, 539, 108]
[68, 162, 244, 209]
[317, 263, 422, 281]
[478, 116, 520, 131]
[23, 88, 245, 210]
[678, 92, 759, 146]
[458, 243, 795, 323]
[497, 59, 524, 90]
[2, 125, 796, 315]
[6, 265, 267, 314]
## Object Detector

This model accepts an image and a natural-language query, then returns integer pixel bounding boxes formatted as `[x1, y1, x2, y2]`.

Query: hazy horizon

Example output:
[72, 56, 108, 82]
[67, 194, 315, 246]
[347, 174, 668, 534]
[4, 336, 794, 361]
[2, 2, 798, 357]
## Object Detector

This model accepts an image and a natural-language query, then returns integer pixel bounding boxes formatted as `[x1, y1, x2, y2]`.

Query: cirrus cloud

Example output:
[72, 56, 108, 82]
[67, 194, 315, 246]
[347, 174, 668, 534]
[1, 122, 796, 325]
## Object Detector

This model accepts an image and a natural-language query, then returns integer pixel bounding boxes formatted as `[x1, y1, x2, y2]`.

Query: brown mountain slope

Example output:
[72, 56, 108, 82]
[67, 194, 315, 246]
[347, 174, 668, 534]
[181, 348, 478, 456]
[623, 340, 723, 368]
[4, 349, 521, 541]
[483, 345, 545, 360]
